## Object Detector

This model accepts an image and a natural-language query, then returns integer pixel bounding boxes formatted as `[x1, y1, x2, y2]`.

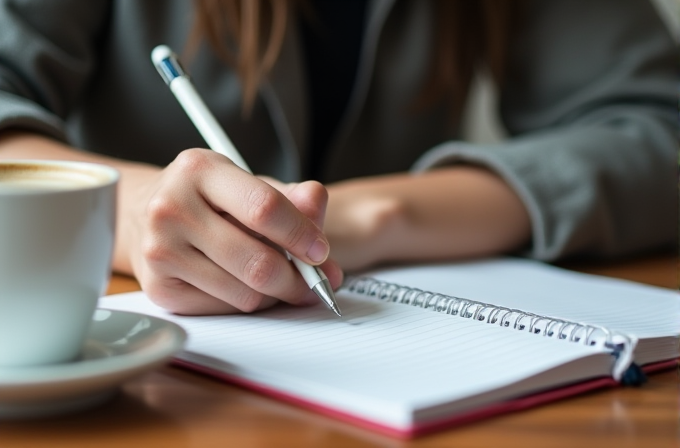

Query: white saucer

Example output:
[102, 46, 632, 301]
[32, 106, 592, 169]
[0, 308, 186, 419]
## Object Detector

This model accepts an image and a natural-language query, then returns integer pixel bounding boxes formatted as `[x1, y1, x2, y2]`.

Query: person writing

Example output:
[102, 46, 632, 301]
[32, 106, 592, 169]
[0, 0, 675, 315]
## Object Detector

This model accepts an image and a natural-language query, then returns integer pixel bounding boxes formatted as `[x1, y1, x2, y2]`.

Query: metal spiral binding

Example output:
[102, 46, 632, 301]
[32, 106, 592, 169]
[342, 276, 636, 381]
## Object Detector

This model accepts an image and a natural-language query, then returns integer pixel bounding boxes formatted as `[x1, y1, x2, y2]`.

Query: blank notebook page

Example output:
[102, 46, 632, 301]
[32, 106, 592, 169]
[101, 290, 611, 428]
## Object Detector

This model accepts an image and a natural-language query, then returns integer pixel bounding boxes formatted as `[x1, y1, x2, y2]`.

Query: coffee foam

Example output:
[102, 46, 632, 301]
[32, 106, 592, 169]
[0, 163, 113, 192]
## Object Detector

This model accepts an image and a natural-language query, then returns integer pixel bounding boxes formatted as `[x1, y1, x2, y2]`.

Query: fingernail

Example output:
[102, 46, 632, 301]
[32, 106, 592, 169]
[307, 238, 329, 263]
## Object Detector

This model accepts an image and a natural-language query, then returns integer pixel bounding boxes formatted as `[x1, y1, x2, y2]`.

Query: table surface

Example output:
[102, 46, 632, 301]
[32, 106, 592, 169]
[2, 253, 678, 448]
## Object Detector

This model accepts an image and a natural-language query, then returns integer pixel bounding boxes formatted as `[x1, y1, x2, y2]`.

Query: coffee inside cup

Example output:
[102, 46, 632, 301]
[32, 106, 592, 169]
[0, 163, 112, 192]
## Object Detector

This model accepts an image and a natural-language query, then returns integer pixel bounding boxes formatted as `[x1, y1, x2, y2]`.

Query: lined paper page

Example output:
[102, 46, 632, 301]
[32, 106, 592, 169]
[101, 290, 611, 427]
[366, 258, 680, 338]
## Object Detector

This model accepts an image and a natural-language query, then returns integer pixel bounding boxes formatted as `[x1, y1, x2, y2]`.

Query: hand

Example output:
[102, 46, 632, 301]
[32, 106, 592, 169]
[124, 148, 343, 315]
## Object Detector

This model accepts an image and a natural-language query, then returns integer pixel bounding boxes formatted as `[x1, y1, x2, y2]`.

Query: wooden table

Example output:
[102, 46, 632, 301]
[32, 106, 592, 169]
[1, 253, 678, 447]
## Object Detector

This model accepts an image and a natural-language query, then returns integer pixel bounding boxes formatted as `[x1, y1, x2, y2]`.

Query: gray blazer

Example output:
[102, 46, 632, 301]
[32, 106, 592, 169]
[0, 0, 676, 261]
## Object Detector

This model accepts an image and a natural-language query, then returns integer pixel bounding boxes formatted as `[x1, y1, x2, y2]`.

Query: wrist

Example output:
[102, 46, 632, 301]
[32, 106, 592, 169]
[326, 181, 408, 271]
[112, 163, 163, 276]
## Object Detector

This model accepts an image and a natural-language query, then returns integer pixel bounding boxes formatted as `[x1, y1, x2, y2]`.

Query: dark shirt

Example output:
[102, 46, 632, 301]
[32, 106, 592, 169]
[300, 0, 368, 179]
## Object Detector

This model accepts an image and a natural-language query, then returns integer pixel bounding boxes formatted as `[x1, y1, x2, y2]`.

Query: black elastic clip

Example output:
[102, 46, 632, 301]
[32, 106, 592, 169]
[620, 361, 647, 387]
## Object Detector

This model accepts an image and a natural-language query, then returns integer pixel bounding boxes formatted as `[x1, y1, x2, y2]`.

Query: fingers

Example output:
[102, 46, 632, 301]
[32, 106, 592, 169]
[181, 155, 330, 265]
[216, 173, 329, 264]
[143, 247, 304, 315]
[145, 275, 273, 316]
[141, 213, 341, 313]
[185, 208, 322, 306]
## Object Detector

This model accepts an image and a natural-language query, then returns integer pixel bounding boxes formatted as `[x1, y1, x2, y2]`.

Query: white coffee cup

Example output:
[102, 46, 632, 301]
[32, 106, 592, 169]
[0, 160, 118, 367]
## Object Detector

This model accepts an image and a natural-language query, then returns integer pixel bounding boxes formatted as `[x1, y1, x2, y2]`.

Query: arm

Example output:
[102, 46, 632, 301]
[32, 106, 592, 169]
[410, 0, 677, 262]
[496, 0, 677, 260]
[324, 167, 531, 271]
[326, 0, 676, 270]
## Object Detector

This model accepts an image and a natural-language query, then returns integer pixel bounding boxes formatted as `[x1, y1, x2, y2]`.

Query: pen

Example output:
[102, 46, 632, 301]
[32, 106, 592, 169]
[151, 45, 341, 317]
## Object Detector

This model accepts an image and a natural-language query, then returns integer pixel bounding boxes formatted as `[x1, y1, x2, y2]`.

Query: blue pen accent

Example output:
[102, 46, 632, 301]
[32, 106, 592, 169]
[155, 57, 186, 85]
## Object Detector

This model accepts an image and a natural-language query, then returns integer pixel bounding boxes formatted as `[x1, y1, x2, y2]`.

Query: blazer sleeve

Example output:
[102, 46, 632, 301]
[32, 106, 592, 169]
[0, 0, 109, 141]
[414, 0, 678, 261]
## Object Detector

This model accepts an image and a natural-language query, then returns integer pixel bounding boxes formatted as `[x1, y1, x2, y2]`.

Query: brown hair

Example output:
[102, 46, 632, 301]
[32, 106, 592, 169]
[188, 0, 520, 121]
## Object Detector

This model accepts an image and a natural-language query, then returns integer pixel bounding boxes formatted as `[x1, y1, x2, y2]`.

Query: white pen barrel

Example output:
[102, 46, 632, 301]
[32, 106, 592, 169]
[169, 77, 252, 173]
[291, 255, 328, 288]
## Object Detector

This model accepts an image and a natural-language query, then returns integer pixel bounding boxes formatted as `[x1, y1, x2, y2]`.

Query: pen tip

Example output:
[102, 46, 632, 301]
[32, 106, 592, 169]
[313, 279, 342, 317]
[330, 303, 342, 318]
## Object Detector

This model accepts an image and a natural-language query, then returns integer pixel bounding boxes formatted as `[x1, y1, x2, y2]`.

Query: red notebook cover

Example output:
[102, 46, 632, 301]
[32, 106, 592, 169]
[170, 357, 677, 439]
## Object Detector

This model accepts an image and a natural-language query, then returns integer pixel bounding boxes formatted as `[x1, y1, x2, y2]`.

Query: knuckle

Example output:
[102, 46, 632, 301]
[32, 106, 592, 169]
[242, 249, 279, 290]
[309, 180, 329, 201]
[145, 280, 182, 312]
[245, 187, 279, 227]
[140, 235, 173, 265]
[233, 289, 266, 313]
[145, 195, 179, 227]
[173, 148, 211, 175]
[147, 289, 172, 310]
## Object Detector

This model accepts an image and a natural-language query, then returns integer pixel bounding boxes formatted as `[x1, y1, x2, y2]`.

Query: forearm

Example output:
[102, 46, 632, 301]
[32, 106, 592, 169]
[325, 166, 532, 270]
[0, 131, 161, 275]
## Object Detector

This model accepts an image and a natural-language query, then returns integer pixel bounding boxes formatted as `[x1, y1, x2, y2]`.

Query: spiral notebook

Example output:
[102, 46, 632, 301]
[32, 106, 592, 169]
[100, 258, 680, 438]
